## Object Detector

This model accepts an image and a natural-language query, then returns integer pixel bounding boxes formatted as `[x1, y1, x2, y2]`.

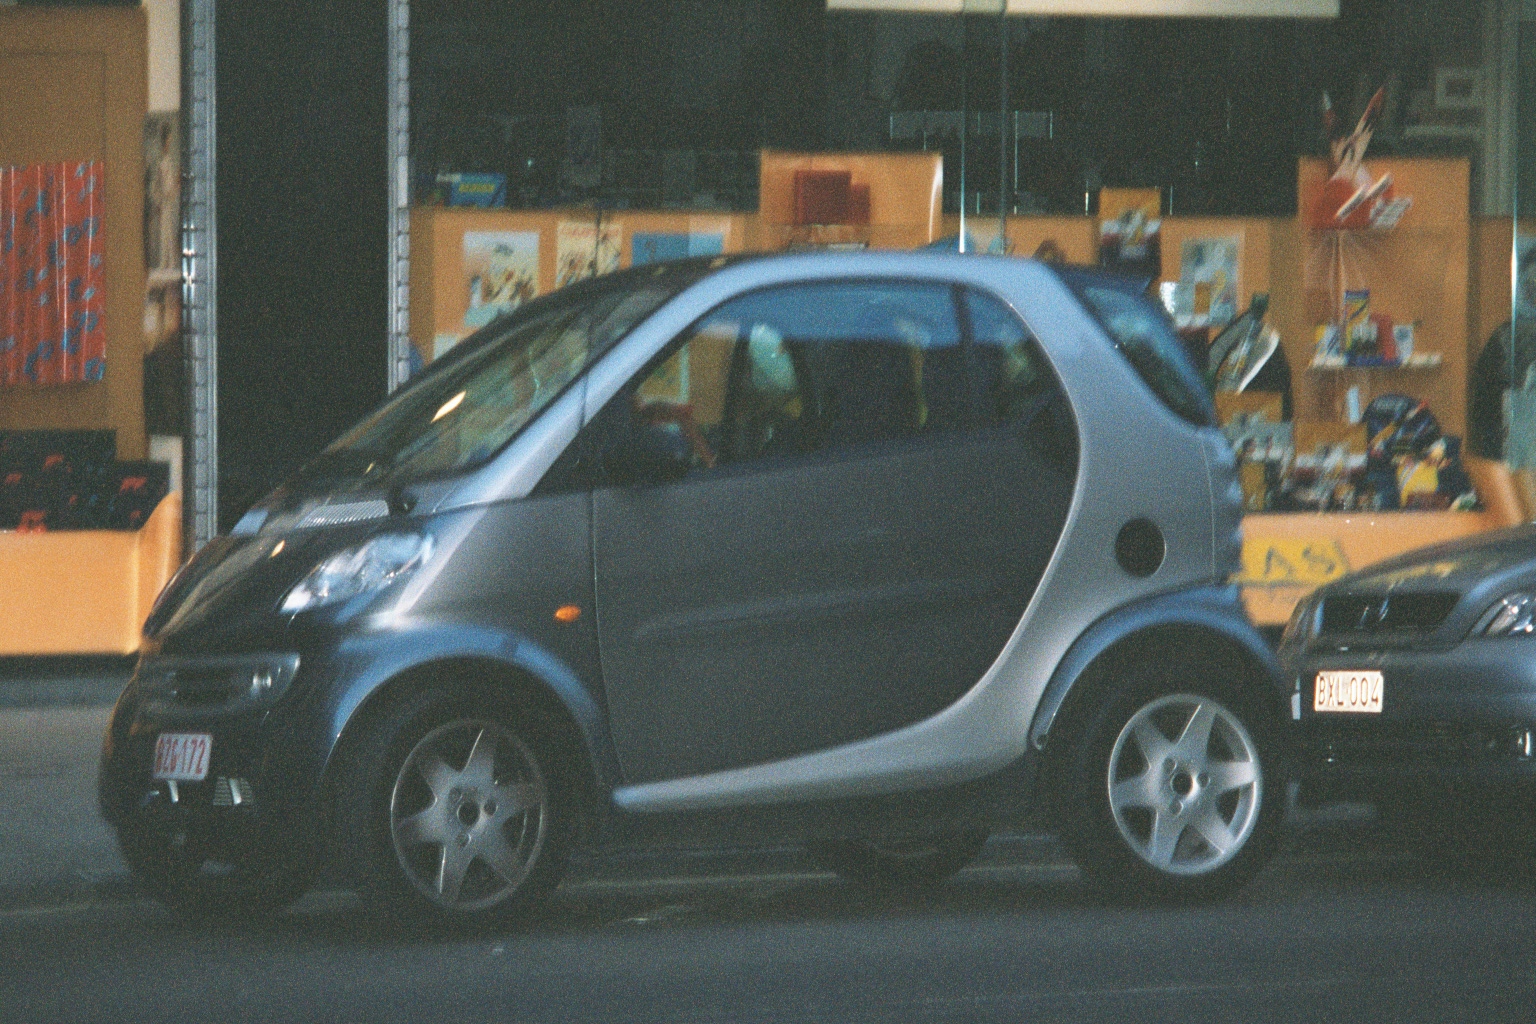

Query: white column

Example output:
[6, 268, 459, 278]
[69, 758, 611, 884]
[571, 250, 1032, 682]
[1481, 0, 1521, 216]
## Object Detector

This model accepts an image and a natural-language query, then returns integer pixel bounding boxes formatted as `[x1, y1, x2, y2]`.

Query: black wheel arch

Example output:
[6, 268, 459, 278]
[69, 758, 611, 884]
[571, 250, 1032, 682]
[1029, 585, 1290, 769]
[318, 645, 619, 847]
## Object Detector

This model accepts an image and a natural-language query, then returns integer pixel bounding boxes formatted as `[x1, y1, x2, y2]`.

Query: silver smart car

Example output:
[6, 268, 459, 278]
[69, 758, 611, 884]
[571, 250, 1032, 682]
[100, 253, 1287, 922]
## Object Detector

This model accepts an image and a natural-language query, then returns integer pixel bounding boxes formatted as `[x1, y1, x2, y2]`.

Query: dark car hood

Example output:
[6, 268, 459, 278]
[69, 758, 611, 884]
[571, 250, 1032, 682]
[144, 522, 384, 654]
[1310, 524, 1536, 649]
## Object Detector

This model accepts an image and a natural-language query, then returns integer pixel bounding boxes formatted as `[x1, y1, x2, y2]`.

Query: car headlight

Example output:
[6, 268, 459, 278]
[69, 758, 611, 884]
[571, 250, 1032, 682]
[1482, 592, 1535, 636]
[280, 533, 433, 614]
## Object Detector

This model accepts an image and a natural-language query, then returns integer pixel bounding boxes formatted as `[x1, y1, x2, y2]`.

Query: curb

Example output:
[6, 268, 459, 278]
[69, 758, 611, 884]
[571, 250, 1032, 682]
[0, 677, 127, 709]
[0, 658, 132, 708]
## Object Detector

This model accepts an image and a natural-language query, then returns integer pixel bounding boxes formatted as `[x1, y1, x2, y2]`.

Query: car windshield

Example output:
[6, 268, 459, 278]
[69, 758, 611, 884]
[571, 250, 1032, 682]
[314, 260, 731, 486]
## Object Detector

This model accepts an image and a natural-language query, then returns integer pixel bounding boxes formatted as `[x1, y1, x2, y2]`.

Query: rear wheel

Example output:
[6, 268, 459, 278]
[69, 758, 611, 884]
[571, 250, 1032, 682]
[1059, 676, 1282, 902]
[335, 688, 572, 925]
[811, 829, 989, 889]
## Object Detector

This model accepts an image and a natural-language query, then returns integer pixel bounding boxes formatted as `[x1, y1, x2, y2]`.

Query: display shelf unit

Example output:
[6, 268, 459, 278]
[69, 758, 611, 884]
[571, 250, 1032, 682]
[1290, 157, 1470, 437]
[1232, 158, 1514, 626]
[1308, 354, 1443, 370]
[0, 493, 181, 655]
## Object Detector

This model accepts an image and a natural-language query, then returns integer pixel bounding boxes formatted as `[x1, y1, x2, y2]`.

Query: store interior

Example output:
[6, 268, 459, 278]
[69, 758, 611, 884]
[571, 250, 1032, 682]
[2, 0, 1535, 653]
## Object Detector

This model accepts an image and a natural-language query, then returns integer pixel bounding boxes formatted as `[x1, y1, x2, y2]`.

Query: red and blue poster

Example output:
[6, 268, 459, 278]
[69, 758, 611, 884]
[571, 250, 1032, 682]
[1, 161, 107, 387]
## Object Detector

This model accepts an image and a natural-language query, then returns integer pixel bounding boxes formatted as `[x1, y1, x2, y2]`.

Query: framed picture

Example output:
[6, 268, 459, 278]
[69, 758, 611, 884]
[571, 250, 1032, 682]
[1434, 67, 1483, 110]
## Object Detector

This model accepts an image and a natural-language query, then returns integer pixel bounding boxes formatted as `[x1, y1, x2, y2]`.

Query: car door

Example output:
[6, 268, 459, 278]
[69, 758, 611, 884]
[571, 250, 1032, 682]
[588, 278, 1079, 785]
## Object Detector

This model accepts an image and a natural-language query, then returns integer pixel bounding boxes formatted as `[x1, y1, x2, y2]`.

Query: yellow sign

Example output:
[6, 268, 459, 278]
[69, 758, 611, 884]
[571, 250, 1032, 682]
[1236, 538, 1350, 587]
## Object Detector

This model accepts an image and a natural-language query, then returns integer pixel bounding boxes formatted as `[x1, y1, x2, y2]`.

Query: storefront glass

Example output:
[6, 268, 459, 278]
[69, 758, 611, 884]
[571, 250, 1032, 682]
[1504, 17, 1536, 469]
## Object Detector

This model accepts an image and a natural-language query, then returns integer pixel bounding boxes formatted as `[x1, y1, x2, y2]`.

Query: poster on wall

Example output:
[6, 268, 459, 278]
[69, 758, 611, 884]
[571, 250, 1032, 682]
[1, 162, 107, 387]
[462, 230, 540, 344]
[556, 219, 622, 288]
[143, 114, 180, 279]
[631, 230, 725, 266]
[1177, 237, 1241, 328]
[142, 113, 184, 436]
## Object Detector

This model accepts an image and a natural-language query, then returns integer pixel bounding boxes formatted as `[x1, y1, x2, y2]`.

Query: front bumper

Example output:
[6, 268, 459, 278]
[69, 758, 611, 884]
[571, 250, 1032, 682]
[97, 652, 326, 864]
[1282, 638, 1536, 803]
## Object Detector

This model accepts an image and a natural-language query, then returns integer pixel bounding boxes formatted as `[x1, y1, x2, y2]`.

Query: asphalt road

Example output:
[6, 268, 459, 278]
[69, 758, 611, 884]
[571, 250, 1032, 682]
[5, 705, 1536, 1024]
[7, 839, 1536, 1024]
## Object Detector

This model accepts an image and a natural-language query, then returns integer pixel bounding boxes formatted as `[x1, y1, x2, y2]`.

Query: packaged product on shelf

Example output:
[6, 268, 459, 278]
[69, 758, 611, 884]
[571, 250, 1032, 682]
[0, 430, 170, 531]
[1208, 294, 1292, 418]
[1343, 289, 1372, 357]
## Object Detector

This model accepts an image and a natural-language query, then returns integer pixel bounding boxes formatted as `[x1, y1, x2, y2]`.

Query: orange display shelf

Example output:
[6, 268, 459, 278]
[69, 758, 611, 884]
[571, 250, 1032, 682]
[0, 492, 181, 656]
[1237, 458, 1526, 627]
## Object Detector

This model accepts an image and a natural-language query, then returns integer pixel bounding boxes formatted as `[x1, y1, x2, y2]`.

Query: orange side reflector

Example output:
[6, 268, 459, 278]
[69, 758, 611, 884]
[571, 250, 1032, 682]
[554, 605, 582, 624]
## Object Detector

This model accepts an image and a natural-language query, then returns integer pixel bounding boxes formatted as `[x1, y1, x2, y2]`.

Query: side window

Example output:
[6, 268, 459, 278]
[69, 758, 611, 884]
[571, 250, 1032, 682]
[723, 280, 966, 454]
[590, 280, 977, 487]
[631, 321, 738, 472]
[963, 289, 1079, 470]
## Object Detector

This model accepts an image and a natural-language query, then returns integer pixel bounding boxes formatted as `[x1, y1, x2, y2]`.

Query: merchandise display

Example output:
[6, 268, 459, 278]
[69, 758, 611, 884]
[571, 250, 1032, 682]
[1220, 400, 1479, 515]
[1310, 88, 1412, 232]
[0, 161, 108, 386]
[1097, 203, 1161, 280]
[1209, 293, 1291, 417]
[787, 170, 874, 228]
[1175, 237, 1241, 330]
[0, 430, 170, 531]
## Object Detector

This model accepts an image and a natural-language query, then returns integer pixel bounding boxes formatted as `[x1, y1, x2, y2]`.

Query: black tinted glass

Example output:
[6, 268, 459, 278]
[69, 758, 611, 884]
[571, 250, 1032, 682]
[1052, 268, 1214, 427]
[723, 280, 967, 452]
[964, 289, 1079, 470]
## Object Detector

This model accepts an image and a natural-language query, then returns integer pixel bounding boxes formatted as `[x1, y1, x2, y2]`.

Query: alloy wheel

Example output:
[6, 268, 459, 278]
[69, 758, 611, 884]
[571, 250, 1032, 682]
[1105, 694, 1262, 876]
[388, 719, 549, 913]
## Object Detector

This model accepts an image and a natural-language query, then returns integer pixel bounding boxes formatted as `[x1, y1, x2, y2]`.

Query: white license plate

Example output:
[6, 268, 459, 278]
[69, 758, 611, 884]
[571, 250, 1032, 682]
[152, 733, 212, 781]
[1314, 670, 1384, 714]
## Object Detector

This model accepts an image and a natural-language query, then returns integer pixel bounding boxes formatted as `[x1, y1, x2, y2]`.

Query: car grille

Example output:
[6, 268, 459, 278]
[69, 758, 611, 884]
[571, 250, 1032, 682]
[210, 776, 256, 808]
[159, 666, 250, 707]
[1319, 592, 1459, 637]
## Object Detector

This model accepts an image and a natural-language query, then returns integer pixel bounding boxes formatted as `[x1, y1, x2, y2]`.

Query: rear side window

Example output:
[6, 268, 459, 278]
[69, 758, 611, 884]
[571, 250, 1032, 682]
[1054, 269, 1214, 427]
[964, 290, 1078, 469]
[711, 280, 972, 455]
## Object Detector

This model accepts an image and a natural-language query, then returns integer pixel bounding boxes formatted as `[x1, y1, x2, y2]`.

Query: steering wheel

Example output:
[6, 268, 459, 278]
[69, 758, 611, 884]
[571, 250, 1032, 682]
[635, 401, 717, 469]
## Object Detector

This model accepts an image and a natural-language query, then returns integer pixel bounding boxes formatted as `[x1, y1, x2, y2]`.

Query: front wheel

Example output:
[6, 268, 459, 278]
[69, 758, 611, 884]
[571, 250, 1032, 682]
[1059, 683, 1282, 902]
[335, 689, 572, 925]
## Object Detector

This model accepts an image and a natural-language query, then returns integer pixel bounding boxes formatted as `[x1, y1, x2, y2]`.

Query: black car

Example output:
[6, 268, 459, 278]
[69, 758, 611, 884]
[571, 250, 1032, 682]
[100, 253, 1289, 923]
[1279, 525, 1536, 832]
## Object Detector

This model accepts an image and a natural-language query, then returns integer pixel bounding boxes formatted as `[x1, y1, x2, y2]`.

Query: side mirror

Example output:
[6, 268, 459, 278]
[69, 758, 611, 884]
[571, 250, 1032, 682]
[602, 428, 690, 487]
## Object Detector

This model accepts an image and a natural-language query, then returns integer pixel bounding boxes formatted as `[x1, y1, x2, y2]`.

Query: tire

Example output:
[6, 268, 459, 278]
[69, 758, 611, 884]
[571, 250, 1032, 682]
[811, 829, 989, 890]
[1057, 672, 1283, 903]
[117, 827, 312, 920]
[333, 686, 573, 926]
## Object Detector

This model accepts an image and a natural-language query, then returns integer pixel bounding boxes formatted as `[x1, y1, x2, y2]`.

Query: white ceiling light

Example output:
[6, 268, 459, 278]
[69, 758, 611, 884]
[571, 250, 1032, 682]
[827, 1, 1338, 16]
